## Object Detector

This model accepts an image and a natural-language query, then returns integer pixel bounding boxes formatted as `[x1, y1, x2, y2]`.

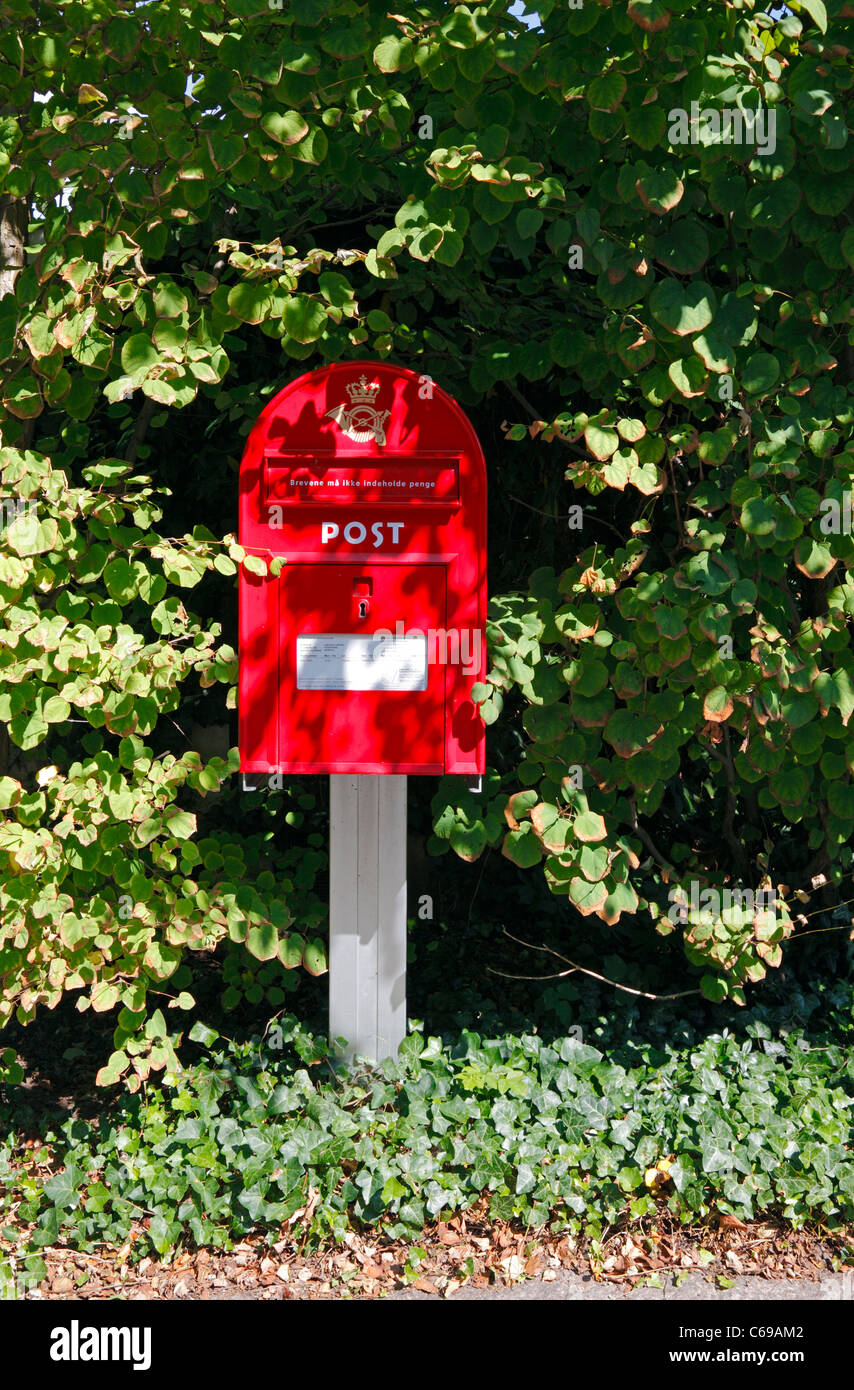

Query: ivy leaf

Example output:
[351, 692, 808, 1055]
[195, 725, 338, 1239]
[43, 1164, 86, 1210]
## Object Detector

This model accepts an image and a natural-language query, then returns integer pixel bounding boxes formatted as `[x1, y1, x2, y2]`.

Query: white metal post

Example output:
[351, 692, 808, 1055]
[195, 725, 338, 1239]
[329, 774, 407, 1065]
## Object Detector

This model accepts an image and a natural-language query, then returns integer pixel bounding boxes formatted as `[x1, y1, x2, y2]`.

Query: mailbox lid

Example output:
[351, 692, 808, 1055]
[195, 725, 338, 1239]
[278, 563, 447, 774]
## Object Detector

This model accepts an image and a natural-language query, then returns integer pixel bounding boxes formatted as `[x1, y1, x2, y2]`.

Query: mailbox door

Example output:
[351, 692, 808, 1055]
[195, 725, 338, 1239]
[278, 564, 446, 773]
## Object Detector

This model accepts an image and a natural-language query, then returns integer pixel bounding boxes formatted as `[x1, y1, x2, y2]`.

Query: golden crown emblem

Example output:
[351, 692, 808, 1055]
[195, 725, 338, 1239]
[346, 375, 381, 404]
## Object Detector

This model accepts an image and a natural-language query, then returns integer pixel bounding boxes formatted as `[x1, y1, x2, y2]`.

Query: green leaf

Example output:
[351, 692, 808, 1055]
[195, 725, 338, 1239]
[433, 230, 464, 266]
[104, 557, 138, 603]
[625, 106, 666, 151]
[449, 820, 488, 862]
[42, 695, 70, 724]
[120, 334, 159, 374]
[516, 208, 543, 241]
[655, 219, 710, 274]
[794, 538, 836, 579]
[278, 933, 304, 970]
[649, 279, 716, 336]
[501, 826, 543, 868]
[91, 981, 119, 1013]
[568, 876, 608, 914]
[163, 810, 196, 840]
[43, 1164, 86, 1210]
[283, 295, 327, 343]
[585, 424, 619, 459]
[136, 815, 162, 846]
[574, 810, 607, 842]
[742, 353, 779, 397]
[587, 72, 626, 112]
[740, 497, 776, 536]
[636, 169, 684, 216]
[261, 111, 309, 146]
[408, 226, 444, 262]
[188, 1021, 219, 1046]
[154, 280, 188, 317]
[798, 0, 827, 32]
[227, 283, 273, 325]
[247, 920, 278, 961]
[700, 975, 728, 1003]
[373, 35, 413, 72]
[711, 293, 755, 345]
[303, 938, 327, 976]
[669, 356, 708, 397]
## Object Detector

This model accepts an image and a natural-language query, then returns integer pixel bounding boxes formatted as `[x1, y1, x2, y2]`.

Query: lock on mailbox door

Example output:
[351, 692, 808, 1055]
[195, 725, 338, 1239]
[352, 577, 371, 623]
[239, 361, 486, 776]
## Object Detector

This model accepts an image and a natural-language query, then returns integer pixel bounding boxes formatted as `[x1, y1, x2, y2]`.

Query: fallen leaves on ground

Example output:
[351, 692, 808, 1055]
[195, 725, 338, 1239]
[7, 1202, 852, 1301]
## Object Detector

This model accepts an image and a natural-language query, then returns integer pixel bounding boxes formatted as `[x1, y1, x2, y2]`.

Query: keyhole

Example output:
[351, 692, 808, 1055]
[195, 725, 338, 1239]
[358, 599, 368, 620]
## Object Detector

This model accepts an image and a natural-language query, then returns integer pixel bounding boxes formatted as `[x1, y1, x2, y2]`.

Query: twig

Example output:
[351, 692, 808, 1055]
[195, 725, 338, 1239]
[489, 930, 700, 1001]
[719, 728, 747, 875]
[669, 456, 685, 548]
[467, 846, 492, 928]
[628, 801, 675, 875]
[506, 492, 625, 540]
[125, 397, 156, 466]
[503, 381, 585, 454]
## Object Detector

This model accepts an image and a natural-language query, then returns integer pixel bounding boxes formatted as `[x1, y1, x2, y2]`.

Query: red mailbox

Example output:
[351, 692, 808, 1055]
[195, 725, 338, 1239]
[238, 361, 486, 776]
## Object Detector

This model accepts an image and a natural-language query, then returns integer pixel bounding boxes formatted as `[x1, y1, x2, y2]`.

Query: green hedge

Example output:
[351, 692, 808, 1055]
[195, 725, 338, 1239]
[0, 0, 852, 1080]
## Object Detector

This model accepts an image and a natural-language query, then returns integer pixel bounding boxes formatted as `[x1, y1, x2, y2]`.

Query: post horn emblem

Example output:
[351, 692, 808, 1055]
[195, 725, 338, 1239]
[324, 375, 390, 447]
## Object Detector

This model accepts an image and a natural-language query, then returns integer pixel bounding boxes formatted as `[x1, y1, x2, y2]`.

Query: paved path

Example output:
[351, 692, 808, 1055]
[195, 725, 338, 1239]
[388, 1270, 854, 1300]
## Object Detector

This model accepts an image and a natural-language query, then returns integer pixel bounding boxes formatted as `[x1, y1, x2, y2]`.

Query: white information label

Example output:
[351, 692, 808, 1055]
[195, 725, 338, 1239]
[296, 633, 428, 692]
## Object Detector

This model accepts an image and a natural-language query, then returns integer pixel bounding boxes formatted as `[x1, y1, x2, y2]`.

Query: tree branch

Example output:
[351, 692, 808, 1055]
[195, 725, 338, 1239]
[629, 799, 675, 875]
[489, 930, 699, 1001]
[124, 397, 156, 465]
[0, 194, 27, 299]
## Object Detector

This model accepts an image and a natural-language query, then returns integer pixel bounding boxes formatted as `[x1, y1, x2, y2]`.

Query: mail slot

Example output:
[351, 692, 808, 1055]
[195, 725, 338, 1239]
[238, 361, 487, 775]
[264, 456, 460, 506]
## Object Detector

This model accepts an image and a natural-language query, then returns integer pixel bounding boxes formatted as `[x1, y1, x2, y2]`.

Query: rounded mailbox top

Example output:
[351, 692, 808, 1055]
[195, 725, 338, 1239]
[239, 360, 486, 553]
[242, 359, 486, 462]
